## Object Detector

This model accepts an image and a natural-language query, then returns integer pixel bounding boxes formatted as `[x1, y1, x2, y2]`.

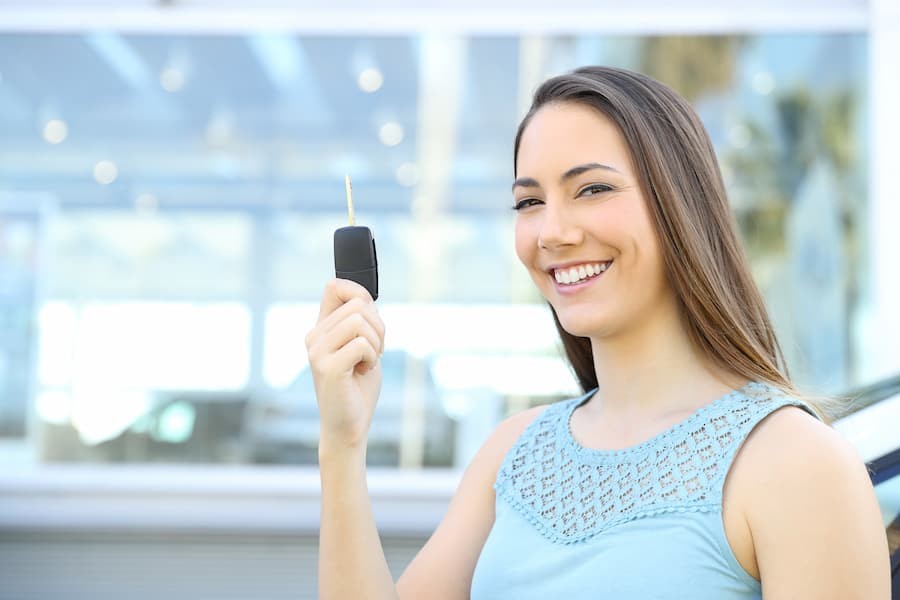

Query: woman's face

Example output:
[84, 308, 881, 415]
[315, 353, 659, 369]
[513, 101, 674, 339]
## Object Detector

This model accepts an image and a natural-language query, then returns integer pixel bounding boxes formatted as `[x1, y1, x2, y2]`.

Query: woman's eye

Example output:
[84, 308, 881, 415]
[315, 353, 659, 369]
[512, 198, 542, 211]
[579, 184, 614, 197]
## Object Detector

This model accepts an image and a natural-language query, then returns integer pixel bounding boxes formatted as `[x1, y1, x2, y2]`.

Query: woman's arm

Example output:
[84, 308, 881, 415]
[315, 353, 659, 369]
[319, 446, 398, 600]
[744, 406, 890, 599]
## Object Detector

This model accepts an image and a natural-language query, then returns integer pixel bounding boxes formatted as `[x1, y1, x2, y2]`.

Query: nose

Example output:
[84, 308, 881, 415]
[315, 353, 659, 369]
[537, 201, 582, 250]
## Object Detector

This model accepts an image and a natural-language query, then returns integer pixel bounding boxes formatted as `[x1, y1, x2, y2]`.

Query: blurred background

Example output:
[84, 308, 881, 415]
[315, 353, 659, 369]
[0, 0, 898, 598]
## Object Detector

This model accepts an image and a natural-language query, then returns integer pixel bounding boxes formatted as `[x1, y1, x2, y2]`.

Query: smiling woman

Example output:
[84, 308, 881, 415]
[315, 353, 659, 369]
[511, 70, 803, 407]
[0, 23, 889, 600]
[469, 66, 889, 599]
[393, 67, 890, 599]
[512, 103, 670, 345]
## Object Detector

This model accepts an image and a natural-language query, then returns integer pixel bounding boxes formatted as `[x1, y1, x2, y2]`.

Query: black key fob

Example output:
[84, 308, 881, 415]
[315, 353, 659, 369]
[334, 225, 378, 301]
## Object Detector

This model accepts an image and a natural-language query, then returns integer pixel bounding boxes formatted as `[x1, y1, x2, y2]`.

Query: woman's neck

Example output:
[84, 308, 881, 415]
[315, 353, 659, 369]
[587, 302, 744, 422]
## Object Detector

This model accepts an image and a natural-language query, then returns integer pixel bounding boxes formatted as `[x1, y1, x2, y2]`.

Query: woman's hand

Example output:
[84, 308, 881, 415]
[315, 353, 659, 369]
[305, 278, 386, 457]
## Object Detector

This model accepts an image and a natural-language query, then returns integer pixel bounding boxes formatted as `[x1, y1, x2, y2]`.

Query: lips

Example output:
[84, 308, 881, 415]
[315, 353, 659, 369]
[544, 260, 613, 296]
[550, 260, 613, 285]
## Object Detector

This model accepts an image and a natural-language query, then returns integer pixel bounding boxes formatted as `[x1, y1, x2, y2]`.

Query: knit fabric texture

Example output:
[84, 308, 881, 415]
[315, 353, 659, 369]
[470, 381, 819, 599]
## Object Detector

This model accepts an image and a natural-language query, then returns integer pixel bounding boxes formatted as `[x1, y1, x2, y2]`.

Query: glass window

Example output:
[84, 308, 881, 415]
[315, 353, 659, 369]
[0, 32, 869, 468]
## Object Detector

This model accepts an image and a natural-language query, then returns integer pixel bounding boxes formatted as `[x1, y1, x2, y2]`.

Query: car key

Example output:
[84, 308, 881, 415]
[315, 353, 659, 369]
[334, 175, 378, 301]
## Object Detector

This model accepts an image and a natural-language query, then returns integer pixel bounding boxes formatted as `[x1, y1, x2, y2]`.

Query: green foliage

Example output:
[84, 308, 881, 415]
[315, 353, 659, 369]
[639, 36, 746, 102]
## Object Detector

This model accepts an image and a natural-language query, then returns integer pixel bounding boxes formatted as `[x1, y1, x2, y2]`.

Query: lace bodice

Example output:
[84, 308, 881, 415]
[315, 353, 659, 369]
[493, 381, 816, 545]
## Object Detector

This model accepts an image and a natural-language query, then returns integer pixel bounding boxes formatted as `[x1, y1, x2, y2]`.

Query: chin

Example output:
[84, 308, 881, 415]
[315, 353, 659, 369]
[558, 323, 603, 339]
[552, 307, 609, 339]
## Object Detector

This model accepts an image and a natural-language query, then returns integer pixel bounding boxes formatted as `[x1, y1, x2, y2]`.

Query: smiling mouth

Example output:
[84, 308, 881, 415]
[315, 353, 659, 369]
[552, 261, 613, 286]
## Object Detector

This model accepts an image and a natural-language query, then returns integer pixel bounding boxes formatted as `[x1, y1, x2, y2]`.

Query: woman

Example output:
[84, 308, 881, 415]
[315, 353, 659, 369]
[306, 66, 889, 599]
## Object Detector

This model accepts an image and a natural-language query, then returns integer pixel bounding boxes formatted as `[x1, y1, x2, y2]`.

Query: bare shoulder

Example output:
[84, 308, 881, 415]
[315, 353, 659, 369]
[460, 402, 552, 488]
[451, 402, 550, 492]
[739, 404, 860, 473]
[735, 405, 890, 598]
[481, 404, 550, 465]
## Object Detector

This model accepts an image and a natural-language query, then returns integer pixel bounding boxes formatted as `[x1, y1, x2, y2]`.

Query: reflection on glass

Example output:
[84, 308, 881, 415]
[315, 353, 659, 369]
[0, 32, 868, 468]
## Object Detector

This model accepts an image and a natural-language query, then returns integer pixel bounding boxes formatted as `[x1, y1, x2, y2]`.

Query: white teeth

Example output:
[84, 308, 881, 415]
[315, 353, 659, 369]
[553, 261, 612, 285]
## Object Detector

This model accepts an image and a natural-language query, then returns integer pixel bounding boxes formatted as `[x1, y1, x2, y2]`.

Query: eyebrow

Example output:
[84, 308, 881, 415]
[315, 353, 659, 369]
[511, 162, 621, 192]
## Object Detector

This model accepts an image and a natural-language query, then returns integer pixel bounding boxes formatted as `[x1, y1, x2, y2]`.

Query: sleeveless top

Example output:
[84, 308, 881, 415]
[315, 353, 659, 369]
[470, 381, 819, 599]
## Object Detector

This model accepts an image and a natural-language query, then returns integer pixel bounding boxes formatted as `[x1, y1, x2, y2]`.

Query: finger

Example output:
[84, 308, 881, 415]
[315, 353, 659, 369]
[310, 312, 381, 364]
[306, 298, 382, 348]
[355, 303, 385, 355]
[311, 298, 385, 354]
[370, 307, 385, 355]
[329, 335, 379, 376]
[331, 313, 381, 359]
[317, 278, 373, 322]
[316, 295, 366, 331]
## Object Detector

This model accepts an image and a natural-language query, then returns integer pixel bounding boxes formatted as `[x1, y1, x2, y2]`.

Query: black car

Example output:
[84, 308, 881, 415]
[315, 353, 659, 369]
[833, 374, 900, 597]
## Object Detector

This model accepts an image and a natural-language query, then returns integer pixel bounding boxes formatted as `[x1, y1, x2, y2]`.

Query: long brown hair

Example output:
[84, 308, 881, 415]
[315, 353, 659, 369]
[514, 66, 831, 421]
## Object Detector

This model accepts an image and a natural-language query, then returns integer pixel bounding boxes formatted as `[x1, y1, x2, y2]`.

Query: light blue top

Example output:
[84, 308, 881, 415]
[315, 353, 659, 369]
[470, 381, 819, 599]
